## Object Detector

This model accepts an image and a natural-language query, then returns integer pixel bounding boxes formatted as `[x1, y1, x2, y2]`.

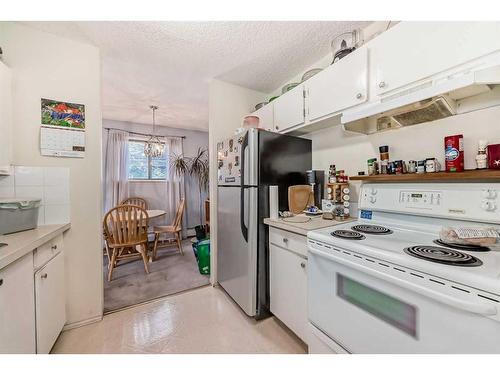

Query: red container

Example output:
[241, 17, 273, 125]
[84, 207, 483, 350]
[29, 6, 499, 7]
[444, 134, 464, 172]
[487, 144, 500, 169]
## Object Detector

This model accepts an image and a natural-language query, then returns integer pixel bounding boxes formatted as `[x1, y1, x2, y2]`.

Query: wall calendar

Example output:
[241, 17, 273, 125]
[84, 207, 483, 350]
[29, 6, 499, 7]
[40, 98, 86, 158]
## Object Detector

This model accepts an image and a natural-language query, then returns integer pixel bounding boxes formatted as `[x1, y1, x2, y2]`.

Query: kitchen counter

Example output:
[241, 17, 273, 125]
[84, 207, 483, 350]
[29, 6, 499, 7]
[0, 223, 71, 269]
[264, 215, 355, 236]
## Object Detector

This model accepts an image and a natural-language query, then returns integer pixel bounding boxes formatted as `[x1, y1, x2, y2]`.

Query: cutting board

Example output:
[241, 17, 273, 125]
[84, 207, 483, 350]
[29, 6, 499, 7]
[288, 185, 314, 214]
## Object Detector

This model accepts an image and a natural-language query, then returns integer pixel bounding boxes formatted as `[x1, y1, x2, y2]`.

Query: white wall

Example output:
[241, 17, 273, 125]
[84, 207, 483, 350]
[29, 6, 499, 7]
[310, 106, 500, 202]
[208, 79, 267, 283]
[0, 22, 103, 326]
[102, 119, 209, 229]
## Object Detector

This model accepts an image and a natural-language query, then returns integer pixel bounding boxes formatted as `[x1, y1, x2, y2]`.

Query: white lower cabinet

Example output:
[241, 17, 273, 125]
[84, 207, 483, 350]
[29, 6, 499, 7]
[0, 232, 66, 354]
[0, 253, 36, 353]
[269, 234, 308, 343]
[35, 251, 66, 354]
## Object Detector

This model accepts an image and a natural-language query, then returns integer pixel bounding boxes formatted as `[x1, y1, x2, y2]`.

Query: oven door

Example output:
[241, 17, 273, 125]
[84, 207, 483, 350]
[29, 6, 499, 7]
[307, 242, 500, 354]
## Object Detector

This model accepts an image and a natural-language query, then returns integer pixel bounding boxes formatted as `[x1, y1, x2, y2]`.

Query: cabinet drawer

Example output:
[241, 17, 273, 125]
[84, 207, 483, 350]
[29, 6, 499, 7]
[269, 227, 307, 258]
[34, 234, 63, 269]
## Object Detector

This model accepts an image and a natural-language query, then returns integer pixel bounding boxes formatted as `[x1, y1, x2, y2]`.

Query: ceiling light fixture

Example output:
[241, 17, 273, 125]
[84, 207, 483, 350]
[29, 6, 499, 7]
[144, 105, 164, 158]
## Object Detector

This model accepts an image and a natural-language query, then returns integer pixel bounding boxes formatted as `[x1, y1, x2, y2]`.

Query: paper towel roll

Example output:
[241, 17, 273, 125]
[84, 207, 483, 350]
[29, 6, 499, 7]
[269, 185, 279, 220]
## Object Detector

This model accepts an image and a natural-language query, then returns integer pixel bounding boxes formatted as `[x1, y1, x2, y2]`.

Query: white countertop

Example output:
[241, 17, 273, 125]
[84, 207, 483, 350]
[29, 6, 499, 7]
[0, 223, 71, 269]
[264, 215, 355, 236]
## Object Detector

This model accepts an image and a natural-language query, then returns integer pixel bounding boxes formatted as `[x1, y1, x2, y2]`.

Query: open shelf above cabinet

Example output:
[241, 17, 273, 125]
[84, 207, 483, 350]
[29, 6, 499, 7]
[350, 169, 500, 182]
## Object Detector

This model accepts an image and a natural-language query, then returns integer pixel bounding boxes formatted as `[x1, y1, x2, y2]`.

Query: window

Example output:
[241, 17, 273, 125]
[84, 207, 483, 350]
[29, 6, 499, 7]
[128, 140, 168, 180]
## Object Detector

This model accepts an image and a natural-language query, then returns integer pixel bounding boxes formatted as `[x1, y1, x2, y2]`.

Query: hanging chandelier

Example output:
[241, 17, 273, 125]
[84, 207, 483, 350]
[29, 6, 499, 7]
[144, 105, 165, 157]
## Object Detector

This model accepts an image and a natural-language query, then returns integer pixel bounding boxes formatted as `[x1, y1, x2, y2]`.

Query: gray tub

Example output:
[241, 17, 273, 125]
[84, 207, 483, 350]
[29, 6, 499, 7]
[0, 198, 41, 235]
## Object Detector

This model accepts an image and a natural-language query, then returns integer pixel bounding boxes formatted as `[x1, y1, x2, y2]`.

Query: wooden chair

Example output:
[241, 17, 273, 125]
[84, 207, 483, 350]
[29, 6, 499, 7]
[103, 205, 150, 281]
[120, 197, 148, 210]
[152, 199, 186, 260]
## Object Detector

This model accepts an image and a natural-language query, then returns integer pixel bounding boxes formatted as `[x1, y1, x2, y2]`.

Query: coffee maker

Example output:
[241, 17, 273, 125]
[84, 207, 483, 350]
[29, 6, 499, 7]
[306, 170, 325, 207]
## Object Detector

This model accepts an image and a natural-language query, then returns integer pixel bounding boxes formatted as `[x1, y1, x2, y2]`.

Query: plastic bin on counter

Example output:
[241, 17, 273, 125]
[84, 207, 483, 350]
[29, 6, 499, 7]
[0, 198, 41, 235]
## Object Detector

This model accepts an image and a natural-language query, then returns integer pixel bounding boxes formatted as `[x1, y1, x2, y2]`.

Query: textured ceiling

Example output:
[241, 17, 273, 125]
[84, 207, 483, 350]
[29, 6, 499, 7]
[22, 21, 371, 131]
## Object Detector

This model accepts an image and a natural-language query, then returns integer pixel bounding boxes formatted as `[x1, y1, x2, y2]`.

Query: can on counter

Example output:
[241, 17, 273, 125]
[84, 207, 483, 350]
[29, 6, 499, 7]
[445, 134, 464, 172]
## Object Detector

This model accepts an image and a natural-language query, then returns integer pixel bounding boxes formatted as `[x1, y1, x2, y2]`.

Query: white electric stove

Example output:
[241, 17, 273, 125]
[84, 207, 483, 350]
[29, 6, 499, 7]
[307, 183, 500, 354]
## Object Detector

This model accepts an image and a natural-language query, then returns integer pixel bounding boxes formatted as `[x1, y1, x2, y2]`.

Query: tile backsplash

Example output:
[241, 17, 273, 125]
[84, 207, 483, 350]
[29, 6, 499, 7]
[0, 166, 71, 225]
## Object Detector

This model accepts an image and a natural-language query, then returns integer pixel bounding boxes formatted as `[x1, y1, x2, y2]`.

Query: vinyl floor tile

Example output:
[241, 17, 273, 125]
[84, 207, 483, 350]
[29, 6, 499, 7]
[51, 285, 307, 354]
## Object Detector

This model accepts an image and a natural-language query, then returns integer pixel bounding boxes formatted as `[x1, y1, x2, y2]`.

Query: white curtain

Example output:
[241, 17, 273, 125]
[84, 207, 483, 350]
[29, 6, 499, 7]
[165, 137, 187, 238]
[103, 130, 129, 213]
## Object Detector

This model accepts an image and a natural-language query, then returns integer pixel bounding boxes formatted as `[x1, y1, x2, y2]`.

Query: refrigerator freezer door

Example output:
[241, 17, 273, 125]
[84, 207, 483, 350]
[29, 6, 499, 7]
[217, 129, 258, 187]
[217, 185, 258, 316]
[242, 129, 258, 186]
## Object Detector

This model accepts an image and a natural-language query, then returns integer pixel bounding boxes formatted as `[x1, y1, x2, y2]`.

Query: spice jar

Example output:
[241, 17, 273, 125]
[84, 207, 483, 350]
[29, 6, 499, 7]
[367, 158, 378, 176]
[379, 146, 389, 174]
[416, 160, 426, 173]
[425, 158, 440, 173]
[408, 160, 417, 173]
[394, 160, 403, 175]
[476, 140, 488, 169]
[328, 164, 337, 183]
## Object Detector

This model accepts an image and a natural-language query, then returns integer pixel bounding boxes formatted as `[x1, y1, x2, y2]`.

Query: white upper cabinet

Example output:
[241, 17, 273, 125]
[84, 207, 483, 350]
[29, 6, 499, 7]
[273, 84, 305, 132]
[0, 61, 13, 174]
[306, 47, 368, 122]
[371, 22, 500, 96]
[253, 102, 274, 131]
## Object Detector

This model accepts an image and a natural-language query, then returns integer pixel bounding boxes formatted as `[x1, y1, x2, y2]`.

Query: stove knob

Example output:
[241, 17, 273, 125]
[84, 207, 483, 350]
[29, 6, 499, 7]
[481, 200, 497, 211]
[482, 189, 497, 199]
[369, 196, 377, 204]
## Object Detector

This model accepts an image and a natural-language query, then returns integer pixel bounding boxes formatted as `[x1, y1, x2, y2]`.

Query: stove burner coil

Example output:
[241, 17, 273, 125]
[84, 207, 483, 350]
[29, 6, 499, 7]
[351, 224, 393, 235]
[433, 239, 490, 252]
[331, 230, 365, 240]
[404, 246, 482, 267]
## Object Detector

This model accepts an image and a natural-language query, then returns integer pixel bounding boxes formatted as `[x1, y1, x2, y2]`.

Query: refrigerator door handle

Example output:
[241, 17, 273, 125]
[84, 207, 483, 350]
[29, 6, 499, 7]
[240, 132, 249, 241]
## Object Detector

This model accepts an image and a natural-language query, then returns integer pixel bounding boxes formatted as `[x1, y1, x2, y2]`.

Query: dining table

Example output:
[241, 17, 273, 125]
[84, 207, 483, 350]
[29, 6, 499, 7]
[145, 209, 166, 219]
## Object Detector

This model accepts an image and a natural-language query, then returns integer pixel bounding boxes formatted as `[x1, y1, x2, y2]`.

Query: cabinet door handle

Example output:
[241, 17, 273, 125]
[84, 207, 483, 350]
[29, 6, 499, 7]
[300, 262, 306, 268]
[41, 273, 48, 279]
[356, 93, 363, 99]
[51, 245, 57, 250]
[0, 278, 3, 286]
[379, 81, 386, 88]
[275, 126, 279, 130]
[282, 238, 288, 243]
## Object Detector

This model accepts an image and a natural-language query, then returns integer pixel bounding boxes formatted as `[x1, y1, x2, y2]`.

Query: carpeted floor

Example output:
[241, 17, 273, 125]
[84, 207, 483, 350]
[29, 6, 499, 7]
[103, 239, 209, 313]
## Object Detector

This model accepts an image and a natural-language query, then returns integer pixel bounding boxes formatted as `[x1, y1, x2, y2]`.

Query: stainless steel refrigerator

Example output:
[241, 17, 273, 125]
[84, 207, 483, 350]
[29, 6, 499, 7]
[217, 129, 312, 319]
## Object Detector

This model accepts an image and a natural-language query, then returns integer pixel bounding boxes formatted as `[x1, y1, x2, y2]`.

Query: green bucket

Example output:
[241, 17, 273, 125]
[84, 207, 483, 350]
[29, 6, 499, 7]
[196, 239, 210, 275]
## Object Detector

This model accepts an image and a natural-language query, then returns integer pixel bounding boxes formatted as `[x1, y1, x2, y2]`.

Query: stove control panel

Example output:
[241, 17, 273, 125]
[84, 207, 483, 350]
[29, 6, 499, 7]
[399, 191, 442, 207]
[359, 183, 500, 224]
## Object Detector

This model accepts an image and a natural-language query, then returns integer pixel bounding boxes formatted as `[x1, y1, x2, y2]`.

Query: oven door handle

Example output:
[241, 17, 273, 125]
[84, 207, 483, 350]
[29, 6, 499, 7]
[309, 248, 498, 317]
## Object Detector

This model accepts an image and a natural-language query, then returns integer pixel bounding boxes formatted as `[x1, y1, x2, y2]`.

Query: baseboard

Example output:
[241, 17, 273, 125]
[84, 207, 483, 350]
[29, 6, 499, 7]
[63, 315, 103, 331]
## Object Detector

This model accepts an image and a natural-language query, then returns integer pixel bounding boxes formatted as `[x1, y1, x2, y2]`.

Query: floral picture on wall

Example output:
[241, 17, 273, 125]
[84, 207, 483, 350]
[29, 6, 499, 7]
[41, 98, 85, 129]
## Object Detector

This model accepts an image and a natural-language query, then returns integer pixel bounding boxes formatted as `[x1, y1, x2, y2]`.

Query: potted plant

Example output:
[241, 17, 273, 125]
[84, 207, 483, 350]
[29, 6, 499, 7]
[171, 147, 209, 239]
